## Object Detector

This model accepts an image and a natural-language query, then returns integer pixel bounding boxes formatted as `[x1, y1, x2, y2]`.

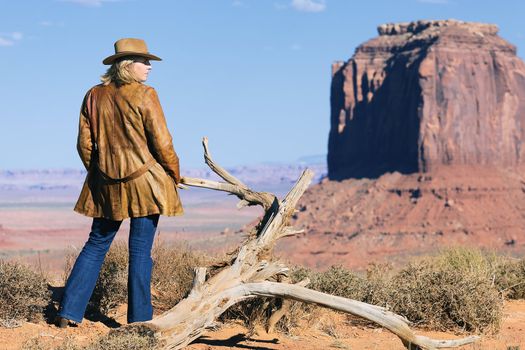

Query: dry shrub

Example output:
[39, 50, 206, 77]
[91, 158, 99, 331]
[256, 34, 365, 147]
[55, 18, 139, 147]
[84, 326, 157, 350]
[290, 263, 392, 302]
[48, 326, 157, 350]
[360, 263, 393, 307]
[219, 267, 310, 331]
[383, 249, 504, 333]
[21, 328, 156, 350]
[21, 338, 48, 350]
[268, 266, 367, 334]
[52, 336, 82, 350]
[273, 298, 307, 334]
[63, 239, 210, 315]
[307, 265, 367, 300]
[421, 248, 525, 301]
[495, 258, 525, 299]
[275, 298, 348, 337]
[389, 247, 503, 333]
[62, 248, 77, 285]
[22, 336, 81, 350]
[151, 240, 210, 310]
[277, 248, 505, 335]
[275, 266, 320, 332]
[435, 247, 504, 279]
[220, 297, 274, 333]
[63, 242, 128, 315]
[0, 260, 50, 327]
[60, 241, 512, 337]
[390, 261, 502, 333]
[90, 241, 129, 314]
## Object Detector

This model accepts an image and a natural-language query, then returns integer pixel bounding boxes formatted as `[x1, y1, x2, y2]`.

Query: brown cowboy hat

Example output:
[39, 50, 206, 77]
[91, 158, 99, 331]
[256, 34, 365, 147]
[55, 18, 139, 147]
[102, 38, 162, 65]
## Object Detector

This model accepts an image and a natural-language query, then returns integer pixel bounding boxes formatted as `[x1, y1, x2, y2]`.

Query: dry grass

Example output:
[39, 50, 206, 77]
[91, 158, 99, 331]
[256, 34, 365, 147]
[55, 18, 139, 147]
[304, 265, 367, 300]
[63, 238, 211, 315]
[83, 326, 158, 350]
[389, 255, 502, 333]
[0, 260, 50, 327]
[61, 238, 522, 336]
[21, 326, 157, 350]
[275, 248, 510, 334]
[7, 242, 525, 347]
[91, 241, 129, 314]
[63, 243, 128, 315]
[151, 239, 210, 311]
[21, 338, 48, 350]
[496, 258, 525, 299]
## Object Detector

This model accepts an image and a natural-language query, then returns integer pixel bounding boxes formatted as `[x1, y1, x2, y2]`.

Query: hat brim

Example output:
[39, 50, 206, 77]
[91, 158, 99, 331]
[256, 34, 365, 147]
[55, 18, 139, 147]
[102, 52, 162, 65]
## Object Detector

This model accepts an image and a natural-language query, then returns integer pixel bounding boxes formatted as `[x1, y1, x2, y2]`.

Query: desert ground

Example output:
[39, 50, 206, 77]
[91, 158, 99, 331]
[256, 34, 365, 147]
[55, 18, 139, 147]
[1, 170, 525, 349]
[0, 300, 523, 349]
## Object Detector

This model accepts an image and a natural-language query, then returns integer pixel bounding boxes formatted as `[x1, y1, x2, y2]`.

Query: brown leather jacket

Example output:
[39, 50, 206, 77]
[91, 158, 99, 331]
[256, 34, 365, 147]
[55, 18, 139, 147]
[74, 82, 183, 220]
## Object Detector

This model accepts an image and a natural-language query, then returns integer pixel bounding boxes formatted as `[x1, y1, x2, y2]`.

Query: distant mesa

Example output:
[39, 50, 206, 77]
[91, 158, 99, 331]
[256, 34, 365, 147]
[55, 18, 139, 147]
[328, 19, 525, 180]
[282, 21, 525, 270]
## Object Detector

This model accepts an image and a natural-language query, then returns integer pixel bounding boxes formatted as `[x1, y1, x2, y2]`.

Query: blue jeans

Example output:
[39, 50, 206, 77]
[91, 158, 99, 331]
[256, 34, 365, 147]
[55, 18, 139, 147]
[58, 214, 159, 324]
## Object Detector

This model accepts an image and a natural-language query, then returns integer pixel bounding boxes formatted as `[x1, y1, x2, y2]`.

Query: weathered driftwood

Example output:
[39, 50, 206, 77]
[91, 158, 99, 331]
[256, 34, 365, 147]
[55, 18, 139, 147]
[130, 138, 479, 350]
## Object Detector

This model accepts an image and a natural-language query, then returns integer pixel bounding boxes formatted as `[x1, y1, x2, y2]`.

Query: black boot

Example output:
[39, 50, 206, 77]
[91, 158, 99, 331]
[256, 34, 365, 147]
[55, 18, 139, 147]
[54, 316, 75, 328]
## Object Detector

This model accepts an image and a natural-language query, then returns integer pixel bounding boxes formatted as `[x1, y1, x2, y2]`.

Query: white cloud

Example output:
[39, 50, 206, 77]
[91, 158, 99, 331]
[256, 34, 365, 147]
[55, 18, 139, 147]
[58, 0, 122, 7]
[39, 20, 65, 27]
[0, 32, 23, 47]
[291, 0, 326, 12]
[0, 37, 14, 47]
[417, 0, 449, 4]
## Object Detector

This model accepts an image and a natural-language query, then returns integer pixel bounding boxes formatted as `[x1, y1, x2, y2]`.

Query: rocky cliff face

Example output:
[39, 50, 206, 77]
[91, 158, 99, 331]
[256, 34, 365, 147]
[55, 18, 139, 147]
[329, 20, 525, 179]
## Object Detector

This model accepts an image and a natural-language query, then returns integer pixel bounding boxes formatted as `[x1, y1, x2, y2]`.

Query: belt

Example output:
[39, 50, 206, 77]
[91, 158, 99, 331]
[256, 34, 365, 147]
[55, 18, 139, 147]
[96, 157, 157, 184]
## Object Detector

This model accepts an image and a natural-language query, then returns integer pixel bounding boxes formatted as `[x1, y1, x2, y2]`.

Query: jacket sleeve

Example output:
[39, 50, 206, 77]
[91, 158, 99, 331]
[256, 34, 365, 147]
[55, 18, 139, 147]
[77, 91, 93, 171]
[141, 87, 181, 183]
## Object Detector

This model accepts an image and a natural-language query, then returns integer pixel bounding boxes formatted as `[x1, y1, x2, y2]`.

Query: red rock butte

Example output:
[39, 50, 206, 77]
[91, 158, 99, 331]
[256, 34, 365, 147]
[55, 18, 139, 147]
[328, 19, 525, 180]
[278, 20, 525, 270]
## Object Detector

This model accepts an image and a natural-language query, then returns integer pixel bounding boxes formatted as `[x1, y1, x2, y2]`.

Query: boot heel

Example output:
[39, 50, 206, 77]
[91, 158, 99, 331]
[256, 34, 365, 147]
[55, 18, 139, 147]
[55, 316, 76, 328]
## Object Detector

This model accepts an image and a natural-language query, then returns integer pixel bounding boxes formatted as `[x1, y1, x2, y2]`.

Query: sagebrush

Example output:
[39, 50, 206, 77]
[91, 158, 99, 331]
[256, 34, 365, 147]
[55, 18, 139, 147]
[22, 326, 157, 350]
[276, 248, 514, 334]
[4, 243, 523, 344]
[64, 238, 210, 315]
[0, 260, 50, 327]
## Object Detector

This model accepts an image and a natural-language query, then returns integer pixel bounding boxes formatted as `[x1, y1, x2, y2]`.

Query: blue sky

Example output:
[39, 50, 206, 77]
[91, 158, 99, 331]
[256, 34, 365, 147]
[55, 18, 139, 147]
[0, 0, 523, 169]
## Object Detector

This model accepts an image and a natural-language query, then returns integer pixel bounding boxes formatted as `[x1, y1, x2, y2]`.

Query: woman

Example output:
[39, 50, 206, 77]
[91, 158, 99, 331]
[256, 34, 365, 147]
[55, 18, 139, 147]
[57, 38, 183, 327]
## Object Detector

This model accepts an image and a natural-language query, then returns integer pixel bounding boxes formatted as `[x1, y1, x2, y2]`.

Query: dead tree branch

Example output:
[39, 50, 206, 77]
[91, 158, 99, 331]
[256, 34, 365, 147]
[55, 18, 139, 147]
[124, 138, 479, 350]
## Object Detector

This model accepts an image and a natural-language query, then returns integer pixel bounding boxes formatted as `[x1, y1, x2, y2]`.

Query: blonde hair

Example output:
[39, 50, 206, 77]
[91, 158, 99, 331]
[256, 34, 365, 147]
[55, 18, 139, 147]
[100, 57, 140, 86]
